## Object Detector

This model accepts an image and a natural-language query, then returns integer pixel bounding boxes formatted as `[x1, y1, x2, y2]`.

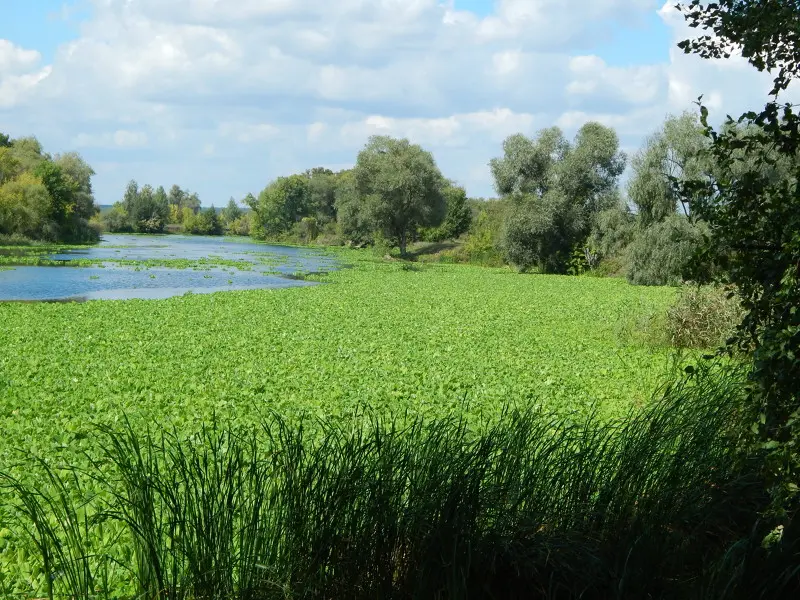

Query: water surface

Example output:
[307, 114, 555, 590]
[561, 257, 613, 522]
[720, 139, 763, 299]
[0, 235, 336, 301]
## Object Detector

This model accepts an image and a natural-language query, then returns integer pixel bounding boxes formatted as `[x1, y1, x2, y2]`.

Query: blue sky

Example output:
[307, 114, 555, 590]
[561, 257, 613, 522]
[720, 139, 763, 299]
[1, 0, 88, 63]
[0, 0, 782, 204]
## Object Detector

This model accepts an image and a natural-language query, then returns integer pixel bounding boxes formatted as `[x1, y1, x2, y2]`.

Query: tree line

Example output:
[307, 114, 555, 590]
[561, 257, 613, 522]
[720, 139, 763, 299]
[230, 112, 723, 287]
[0, 134, 99, 243]
[5, 100, 783, 293]
[102, 182, 251, 236]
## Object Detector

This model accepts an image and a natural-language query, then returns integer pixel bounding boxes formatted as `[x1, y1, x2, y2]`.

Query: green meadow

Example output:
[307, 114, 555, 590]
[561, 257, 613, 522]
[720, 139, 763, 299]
[0, 256, 701, 596]
[0, 258, 677, 459]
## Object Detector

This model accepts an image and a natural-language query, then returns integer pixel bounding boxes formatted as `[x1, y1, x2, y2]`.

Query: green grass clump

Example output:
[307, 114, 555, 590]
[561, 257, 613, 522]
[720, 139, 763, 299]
[0, 365, 767, 599]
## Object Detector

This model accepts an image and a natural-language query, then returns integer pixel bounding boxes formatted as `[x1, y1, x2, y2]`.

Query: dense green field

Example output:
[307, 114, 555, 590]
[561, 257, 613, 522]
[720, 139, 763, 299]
[0, 258, 676, 460]
[0, 256, 688, 595]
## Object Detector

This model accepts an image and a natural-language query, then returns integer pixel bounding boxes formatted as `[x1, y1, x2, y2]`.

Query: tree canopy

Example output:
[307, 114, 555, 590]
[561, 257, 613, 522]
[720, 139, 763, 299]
[342, 136, 447, 255]
[0, 134, 99, 242]
[492, 123, 625, 272]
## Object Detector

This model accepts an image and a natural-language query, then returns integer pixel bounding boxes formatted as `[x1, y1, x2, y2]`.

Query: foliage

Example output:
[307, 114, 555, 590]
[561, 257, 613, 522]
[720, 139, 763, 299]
[677, 0, 800, 515]
[0, 366, 760, 599]
[420, 183, 472, 242]
[220, 197, 243, 225]
[344, 136, 447, 255]
[0, 133, 99, 243]
[298, 216, 319, 242]
[627, 214, 707, 286]
[492, 123, 626, 273]
[501, 191, 584, 273]
[588, 201, 636, 264]
[225, 214, 251, 237]
[665, 283, 744, 350]
[107, 180, 171, 233]
[628, 112, 708, 227]
[250, 175, 312, 238]
[184, 205, 222, 235]
[304, 167, 339, 223]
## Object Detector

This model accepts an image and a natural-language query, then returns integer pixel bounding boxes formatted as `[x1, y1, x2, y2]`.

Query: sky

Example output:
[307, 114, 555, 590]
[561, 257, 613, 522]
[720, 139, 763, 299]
[0, 0, 794, 206]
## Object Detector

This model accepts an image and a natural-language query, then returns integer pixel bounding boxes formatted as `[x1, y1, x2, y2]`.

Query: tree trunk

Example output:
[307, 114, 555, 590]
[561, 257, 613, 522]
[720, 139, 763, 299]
[400, 229, 407, 256]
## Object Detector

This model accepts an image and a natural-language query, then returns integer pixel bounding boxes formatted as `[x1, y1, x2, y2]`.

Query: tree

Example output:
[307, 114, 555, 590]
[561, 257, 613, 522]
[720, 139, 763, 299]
[676, 0, 800, 515]
[349, 136, 446, 255]
[0, 147, 22, 185]
[11, 137, 46, 171]
[627, 214, 706, 286]
[122, 180, 139, 215]
[221, 197, 243, 225]
[0, 172, 53, 239]
[251, 175, 311, 238]
[490, 128, 569, 197]
[33, 160, 74, 224]
[334, 170, 373, 246]
[628, 112, 708, 227]
[168, 184, 185, 209]
[423, 183, 473, 242]
[0, 132, 11, 148]
[54, 152, 98, 224]
[185, 205, 222, 235]
[304, 167, 338, 222]
[588, 200, 636, 263]
[120, 181, 168, 233]
[492, 123, 626, 272]
[501, 190, 584, 272]
[183, 192, 201, 214]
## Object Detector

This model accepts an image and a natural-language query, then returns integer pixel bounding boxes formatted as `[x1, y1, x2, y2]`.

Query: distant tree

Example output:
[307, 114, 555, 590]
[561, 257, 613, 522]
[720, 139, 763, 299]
[0, 147, 22, 185]
[221, 197, 243, 225]
[0, 172, 53, 239]
[493, 123, 625, 272]
[168, 184, 185, 209]
[0, 132, 11, 148]
[628, 112, 708, 227]
[422, 183, 472, 242]
[588, 200, 636, 263]
[122, 180, 139, 214]
[120, 181, 168, 233]
[33, 161, 74, 224]
[11, 137, 47, 171]
[250, 175, 311, 238]
[304, 167, 338, 223]
[334, 170, 372, 246]
[627, 214, 707, 286]
[103, 203, 132, 233]
[185, 205, 222, 235]
[54, 152, 97, 223]
[347, 136, 446, 255]
[154, 185, 168, 209]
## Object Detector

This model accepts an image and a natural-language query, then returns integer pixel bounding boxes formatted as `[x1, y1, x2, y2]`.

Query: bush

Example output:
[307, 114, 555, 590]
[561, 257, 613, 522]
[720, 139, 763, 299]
[224, 214, 251, 237]
[627, 214, 705, 286]
[665, 284, 744, 349]
[102, 203, 133, 233]
[501, 193, 583, 273]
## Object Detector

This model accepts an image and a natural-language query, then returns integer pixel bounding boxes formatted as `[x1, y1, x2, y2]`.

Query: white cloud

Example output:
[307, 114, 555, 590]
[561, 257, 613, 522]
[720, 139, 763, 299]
[1, 0, 797, 203]
[73, 130, 148, 148]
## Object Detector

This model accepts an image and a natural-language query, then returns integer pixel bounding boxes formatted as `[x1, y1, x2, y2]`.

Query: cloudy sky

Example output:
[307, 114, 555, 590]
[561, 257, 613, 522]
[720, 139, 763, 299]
[0, 0, 791, 205]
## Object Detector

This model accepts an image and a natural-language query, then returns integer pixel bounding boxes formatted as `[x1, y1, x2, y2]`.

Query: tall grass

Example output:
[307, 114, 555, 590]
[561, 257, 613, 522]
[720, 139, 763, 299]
[1, 365, 786, 599]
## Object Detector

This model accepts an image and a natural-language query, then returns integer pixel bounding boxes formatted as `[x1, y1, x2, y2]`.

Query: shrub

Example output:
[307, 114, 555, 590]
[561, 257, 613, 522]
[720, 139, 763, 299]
[665, 284, 744, 349]
[627, 214, 705, 286]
